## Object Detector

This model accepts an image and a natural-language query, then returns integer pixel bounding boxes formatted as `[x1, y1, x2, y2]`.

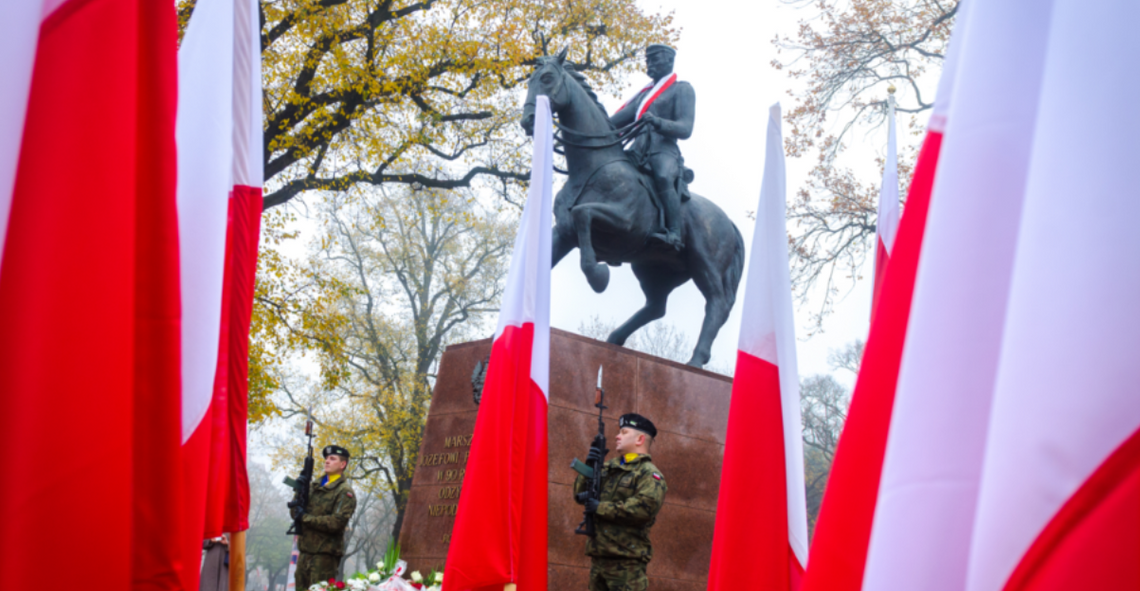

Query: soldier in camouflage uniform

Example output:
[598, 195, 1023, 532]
[574, 414, 667, 591]
[295, 445, 358, 591]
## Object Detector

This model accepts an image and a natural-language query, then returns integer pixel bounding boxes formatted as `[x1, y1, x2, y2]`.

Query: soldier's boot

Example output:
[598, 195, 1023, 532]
[649, 182, 684, 251]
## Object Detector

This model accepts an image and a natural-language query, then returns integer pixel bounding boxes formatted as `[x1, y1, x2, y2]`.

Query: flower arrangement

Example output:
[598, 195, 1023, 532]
[309, 540, 443, 591]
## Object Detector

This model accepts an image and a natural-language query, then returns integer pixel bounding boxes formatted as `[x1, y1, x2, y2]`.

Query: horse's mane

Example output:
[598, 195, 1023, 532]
[540, 57, 610, 120]
[563, 64, 609, 118]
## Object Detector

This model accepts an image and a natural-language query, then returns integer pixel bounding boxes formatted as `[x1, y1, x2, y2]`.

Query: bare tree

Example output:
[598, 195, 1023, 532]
[827, 339, 865, 376]
[800, 373, 851, 535]
[775, 0, 958, 327]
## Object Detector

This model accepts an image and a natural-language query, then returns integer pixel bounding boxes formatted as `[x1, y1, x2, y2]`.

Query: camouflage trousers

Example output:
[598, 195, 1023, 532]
[588, 557, 649, 591]
[296, 553, 340, 591]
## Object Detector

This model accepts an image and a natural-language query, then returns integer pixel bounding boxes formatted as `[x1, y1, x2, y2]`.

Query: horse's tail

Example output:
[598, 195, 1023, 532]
[724, 223, 746, 306]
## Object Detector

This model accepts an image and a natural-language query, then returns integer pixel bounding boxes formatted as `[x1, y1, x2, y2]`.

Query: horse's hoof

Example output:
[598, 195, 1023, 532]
[686, 351, 710, 368]
[585, 264, 610, 293]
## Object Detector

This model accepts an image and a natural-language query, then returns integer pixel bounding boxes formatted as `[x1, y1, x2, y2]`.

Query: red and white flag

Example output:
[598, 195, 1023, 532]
[871, 94, 899, 312]
[963, 1, 1140, 589]
[177, 0, 262, 589]
[707, 103, 809, 591]
[443, 95, 552, 591]
[859, 0, 1053, 587]
[0, 1, 181, 590]
[798, 8, 965, 590]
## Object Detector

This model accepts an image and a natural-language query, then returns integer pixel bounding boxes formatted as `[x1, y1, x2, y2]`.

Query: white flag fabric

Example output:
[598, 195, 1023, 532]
[444, 95, 552, 591]
[862, 0, 1056, 588]
[964, 1, 1140, 589]
[859, 0, 1140, 589]
[871, 94, 899, 310]
[708, 103, 808, 591]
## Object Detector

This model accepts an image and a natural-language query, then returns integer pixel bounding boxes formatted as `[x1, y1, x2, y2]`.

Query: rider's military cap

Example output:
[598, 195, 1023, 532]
[322, 445, 351, 459]
[619, 413, 658, 438]
[645, 44, 676, 57]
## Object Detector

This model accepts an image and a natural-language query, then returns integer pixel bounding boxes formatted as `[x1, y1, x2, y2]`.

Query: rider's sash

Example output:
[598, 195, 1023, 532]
[619, 73, 679, 121]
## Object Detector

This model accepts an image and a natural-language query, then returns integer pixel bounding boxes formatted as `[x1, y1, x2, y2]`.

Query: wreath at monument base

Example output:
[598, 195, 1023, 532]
[307, 541, 443, 591]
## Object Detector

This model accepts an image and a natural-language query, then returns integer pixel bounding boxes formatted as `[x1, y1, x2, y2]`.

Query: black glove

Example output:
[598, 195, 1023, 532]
[586, 445, 604, 465]
[585, 497, 600, 514]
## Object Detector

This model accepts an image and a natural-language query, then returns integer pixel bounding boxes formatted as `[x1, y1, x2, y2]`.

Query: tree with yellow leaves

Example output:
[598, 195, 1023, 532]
[179, 0, 677, 210]
[774, 0, 957, 326]
[257, 185, 514, 540]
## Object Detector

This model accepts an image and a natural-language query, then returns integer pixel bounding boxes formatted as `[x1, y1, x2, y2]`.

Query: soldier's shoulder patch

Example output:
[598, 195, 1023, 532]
[652, 473, 663, 481]
[346, 491, 354, 498]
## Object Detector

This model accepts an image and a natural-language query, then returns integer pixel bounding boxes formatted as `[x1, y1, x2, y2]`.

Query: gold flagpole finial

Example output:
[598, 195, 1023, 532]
[887, 84, 897, 95]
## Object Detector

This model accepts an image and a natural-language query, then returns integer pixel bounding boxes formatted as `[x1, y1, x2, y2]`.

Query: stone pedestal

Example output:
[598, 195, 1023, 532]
[398, 329, 732, 590]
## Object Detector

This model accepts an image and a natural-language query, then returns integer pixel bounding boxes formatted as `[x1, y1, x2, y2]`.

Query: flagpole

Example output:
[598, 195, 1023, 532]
[229, 530, 247, 591]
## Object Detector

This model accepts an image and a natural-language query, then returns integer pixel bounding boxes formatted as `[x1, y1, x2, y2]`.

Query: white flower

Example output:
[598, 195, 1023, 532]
[376, 562, 385, 571]
[309, 585, 324, 591]
[367, 573, 380, 583]
[410, 571, 423, 583]
[434, 573, 443, 584]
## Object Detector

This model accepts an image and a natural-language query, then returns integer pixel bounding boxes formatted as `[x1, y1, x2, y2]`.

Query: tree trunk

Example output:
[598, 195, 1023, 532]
[389, 503, 406, 545]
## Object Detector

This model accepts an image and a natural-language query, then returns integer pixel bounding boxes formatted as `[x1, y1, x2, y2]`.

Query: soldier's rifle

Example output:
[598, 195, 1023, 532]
[570, 366, 607, 537]
[284, 420, 315, 536]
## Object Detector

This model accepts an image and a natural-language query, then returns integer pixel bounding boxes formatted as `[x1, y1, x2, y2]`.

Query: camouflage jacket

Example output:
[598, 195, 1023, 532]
[574, 454, 667, 562]
[299, 475, 357, 556]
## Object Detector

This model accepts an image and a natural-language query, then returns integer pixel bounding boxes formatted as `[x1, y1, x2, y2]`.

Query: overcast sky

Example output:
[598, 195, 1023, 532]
[549, 0, 893, 383]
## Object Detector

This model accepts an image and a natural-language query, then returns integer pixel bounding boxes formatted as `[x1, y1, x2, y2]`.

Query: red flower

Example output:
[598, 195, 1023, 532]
[334, 582, 345, 590]
[411, 584, 423, 590]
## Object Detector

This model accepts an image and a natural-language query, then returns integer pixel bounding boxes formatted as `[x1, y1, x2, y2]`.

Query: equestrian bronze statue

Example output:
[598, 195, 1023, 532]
[520, 47, 744, 368]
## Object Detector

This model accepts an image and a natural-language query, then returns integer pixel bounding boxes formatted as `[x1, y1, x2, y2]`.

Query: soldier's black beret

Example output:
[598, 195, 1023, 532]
[619, 413, 657, 438]
[645, 44, 676, 57]
[322, 445, 351, 459]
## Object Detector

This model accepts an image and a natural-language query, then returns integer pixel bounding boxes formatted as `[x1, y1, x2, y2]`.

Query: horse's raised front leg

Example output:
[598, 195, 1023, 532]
[552, 224, 576, 267]
[570, 202, 625, 293]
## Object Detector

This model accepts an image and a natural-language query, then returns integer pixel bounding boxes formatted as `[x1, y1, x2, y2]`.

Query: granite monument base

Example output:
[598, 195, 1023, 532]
[398, 328, 732, 590]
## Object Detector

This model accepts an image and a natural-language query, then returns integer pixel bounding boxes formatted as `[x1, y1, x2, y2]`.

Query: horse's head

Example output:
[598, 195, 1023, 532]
[521, 47, 570, 136]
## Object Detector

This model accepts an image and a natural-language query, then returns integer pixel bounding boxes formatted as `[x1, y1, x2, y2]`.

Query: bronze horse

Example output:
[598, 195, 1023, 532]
[521, 50, 744, 368]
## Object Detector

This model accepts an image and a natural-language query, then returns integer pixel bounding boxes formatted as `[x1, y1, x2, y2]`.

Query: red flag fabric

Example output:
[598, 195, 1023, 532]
[177, 0, 262, 588]
[132, 1, 184, 590]
[443, 96, 553, 591]
[798, 130, 943, 591]
[860, 0, 1052, 586]
[0, 1, 181, 590]
[797, 15, 964, 590]
[961, 1, 1140, 588]
[807, 1, 1140, 589]
[708, 103, 809, 591]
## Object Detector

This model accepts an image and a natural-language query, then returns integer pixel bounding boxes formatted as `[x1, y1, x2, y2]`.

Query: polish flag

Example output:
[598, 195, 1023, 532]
[871, 94, 899, 313]
[0, 1, 181, 590]
[177, 0, 262, 589]
[798, 7, 965, 590]
[707, 103, 809, 591]
[859, 0, 1056, 587]
[963, 1, 1140, 589]
[443, 95, 552, 591]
